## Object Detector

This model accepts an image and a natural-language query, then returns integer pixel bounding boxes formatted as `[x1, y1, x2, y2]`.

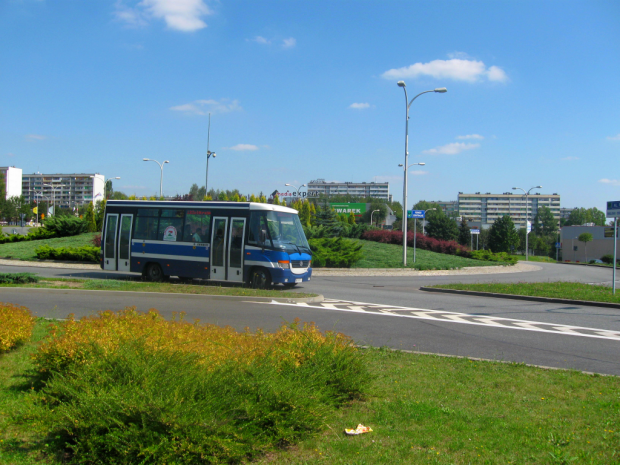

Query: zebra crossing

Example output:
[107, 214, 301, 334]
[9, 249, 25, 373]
[266, 298, 620, 342]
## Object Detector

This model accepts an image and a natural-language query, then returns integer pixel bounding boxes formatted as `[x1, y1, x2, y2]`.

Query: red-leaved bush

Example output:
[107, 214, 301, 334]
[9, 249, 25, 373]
[361, 230, 471, 258]
[92, 234, 102, 248]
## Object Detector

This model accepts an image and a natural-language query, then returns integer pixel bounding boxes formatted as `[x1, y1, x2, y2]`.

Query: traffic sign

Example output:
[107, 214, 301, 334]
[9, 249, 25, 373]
[555, 242, 561, 248]
[470, 228, 480, 235]
[607, 200, 620, 218]
[407, 210, 425, 219]
[526, 220, 532, 233]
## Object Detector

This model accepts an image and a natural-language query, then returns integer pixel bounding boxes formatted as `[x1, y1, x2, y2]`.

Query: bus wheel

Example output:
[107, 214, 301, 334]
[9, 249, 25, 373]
[145, 263, 164, 282]
[250, 268, 271, 289]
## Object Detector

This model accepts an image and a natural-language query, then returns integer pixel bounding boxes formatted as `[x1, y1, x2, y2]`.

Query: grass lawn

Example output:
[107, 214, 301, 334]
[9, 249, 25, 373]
[0, 232, 99, 261]
[509, 254, 557, 263]
[429, 281, 620, 304]
[0, 276, 317, 298]
[2, 321, 618, 464]
[353, 239, 505, 269]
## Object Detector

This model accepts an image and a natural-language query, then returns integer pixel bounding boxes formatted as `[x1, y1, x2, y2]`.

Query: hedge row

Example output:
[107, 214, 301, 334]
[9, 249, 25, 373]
[35, 245, 100, 262]
[361, 229, 471, 257]
[0, 302, 35, 353]
[308, 237, 364, 268]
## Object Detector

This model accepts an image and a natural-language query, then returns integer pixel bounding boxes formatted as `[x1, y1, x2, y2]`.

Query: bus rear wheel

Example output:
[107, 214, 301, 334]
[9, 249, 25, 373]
[145, 263, 164, 282]
[250, 268, 271, 289]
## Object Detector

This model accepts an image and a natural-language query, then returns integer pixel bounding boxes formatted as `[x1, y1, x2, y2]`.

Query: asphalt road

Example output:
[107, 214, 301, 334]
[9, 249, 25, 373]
[1, 261, 619, 375]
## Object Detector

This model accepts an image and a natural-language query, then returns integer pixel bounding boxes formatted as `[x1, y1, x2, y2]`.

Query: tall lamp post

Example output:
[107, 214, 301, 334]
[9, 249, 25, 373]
[143, 158, 169, 198]
[399, 162, 425, 264]
[397, 80, 447, 266]
[205, 113, 216, 200]
[422, 208, 436, 235]
[43, 184, 61, 216]
[285, 183, 307, 203]
[370, 209, 380, 226]
[512, 185, 542, 261]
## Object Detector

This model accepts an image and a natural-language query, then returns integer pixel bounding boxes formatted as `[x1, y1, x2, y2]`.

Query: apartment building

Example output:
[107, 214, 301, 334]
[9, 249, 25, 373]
[22, 173, 105, 210]
[422, 200, 458, 217]
[458, 192, 561, 229]
[0, 166, 23, 198]
[307, 179, 391, 201]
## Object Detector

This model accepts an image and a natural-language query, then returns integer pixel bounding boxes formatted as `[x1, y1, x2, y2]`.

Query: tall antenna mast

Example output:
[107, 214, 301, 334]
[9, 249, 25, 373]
[205, 113, 216, 199]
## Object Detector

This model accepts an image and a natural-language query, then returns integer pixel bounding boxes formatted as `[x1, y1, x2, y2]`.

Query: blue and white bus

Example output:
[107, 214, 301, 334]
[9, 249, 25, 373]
[100, 200, 312, 288]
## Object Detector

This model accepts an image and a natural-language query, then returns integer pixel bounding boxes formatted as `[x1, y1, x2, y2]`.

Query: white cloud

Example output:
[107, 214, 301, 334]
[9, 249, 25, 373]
[282, 37, 296, 48]
[456, 134, 484, 140]
[251, 36, 270, 45]
[349, 102, 370, 110]
[447, 51, 473, 60]
[607, 134, 620, 141]
[170, 99, 241, 115]
[382, 58, 508, 83]
[25, 134, 46, 140]
[599, 179, 620, 186]
[114, 0, 212, 32]
[410, 170, 428, 176]
[423, 142, 480, 155]
[225, 144, 259, 151]
[562, 156, 579, 161]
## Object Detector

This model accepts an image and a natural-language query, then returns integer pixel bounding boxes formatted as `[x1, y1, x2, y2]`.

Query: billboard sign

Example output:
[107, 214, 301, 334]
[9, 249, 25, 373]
[607, 200, 620, 218]
[330, 203, 367, 216]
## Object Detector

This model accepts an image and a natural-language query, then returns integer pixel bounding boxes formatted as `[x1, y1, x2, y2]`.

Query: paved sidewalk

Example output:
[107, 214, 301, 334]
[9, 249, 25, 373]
[0, 259, 540, 276]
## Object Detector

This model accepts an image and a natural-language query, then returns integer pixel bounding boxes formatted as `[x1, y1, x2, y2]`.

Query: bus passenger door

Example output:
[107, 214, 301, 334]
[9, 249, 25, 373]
[117, 214, 133, 272]
[227, 218, 246, 283]
[210, 217, 228, 280]
[103, 214, 119, 270]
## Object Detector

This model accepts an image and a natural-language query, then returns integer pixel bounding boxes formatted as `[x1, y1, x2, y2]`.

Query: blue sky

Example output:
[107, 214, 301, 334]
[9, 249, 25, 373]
[2, 0, 619, 209]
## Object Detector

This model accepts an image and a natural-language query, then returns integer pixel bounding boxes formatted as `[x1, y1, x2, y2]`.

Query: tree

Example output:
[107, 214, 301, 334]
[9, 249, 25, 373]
[578, 232, 593, 262]
[425, 209, 458, 241]
[457, 218, 471, 246]
[362, 202, 387, 225]
[348, 211, 356, 225]
[565, 207, 606, 226]
[488, 215, 519, 253]
[95, 199, 107, 231]
[85, 202, 97, 232]
[533, 206, 558, 235]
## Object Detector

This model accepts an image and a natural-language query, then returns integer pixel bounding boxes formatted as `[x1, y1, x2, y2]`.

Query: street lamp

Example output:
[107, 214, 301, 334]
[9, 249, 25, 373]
[43, 184, 61, 216]
[370, 209, 380, 226]
[512, 185, 542, 261]
[143, 158, 169, 198]
[285, 183, 307, 202]
[399, 163, 426, 263]
[397, 80, 446, 266]
[422, 208, 436, 235]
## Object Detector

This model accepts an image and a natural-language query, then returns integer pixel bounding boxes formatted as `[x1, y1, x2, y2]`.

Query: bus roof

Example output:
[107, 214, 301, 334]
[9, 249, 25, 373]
[105, 200, 298, 214]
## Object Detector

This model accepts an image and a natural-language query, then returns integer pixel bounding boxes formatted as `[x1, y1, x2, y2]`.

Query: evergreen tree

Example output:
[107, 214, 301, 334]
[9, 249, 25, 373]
[348, 211, 356, 225]
[250, 194, 257, 202]
[488, 215, 519, 253]
[309, 202, 317, 225]
[425, 209, 458, 241]
[85, 202, 97, 232]
[231, 193, 240, 202]
[457, 218, 471, 246]
[95, 199, 107, 231]
[259, 194, 267, 203]
[219, 192, 228, 201]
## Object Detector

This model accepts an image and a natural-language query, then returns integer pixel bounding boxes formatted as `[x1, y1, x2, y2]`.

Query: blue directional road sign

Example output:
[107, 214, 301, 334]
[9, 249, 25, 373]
[555, 242, 561, 248]
[407, 210, 425, 219]
[607, 200, 620, 218]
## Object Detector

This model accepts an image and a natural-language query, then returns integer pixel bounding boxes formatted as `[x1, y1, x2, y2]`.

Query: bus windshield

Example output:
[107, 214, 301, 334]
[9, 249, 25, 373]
[263, 211, 310, 253]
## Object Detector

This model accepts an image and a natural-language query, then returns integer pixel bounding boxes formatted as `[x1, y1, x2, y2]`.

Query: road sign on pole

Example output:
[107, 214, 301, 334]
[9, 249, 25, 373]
[607, 201, 620, 218]
[407, 210, 425, 219]
[470, 228, 480, 235]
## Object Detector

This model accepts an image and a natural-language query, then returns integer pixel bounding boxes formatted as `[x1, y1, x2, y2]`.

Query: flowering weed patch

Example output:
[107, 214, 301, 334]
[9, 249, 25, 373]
[0, 302, 35, 353]
[31, 309, 370, 464]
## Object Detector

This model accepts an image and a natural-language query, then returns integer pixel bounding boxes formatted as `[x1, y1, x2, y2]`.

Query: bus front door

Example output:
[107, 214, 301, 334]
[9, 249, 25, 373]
[103, 214, 119, 270]
[117, 214, 133, 272]
[210, 217, 228, 280]
[227, 217, 246, 283]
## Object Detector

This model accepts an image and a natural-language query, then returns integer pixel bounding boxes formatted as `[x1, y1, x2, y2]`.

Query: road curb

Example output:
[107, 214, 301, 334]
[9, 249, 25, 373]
[420, 286, 620, 309]
[0, 287, 324, 304]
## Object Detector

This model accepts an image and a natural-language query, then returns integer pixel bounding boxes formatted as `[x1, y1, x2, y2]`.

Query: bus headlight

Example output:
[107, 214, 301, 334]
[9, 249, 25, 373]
[277, 260, 290, 269]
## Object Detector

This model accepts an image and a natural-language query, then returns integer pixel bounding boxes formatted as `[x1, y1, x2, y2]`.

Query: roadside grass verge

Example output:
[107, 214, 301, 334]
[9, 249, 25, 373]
[0, 276, 317, 298]
[428, 281, 620, 303]
[353, 239, 503, 269]
[0, 233, 99, 261]
[510, 254, 557, 263]
[2, 319, 618, 464]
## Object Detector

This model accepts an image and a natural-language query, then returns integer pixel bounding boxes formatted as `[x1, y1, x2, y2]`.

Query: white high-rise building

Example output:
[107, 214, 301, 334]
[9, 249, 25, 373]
[22, 173, 105, 210]
[0, 166, 23, 198]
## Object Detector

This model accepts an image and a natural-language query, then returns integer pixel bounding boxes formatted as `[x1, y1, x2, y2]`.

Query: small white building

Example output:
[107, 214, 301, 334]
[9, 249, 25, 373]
[0, 166, 23, 198]
[561, 225, 620, 262]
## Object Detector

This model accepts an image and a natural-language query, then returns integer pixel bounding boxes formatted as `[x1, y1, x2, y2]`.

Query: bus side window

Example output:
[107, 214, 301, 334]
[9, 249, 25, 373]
[184, 211, 211, 243]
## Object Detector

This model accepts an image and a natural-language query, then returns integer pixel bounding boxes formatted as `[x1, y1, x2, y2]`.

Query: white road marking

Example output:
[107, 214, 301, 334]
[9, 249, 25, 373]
[265, 299, 620, 342]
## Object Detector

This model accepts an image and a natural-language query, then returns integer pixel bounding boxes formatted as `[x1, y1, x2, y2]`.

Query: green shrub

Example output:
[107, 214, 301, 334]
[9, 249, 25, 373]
[309, 237, 364, 267]
[0, 272, 39, 284]
[32, 313, 370, 464]
[470, 250, 518, 265]
[35, 245, 100, 262]
[42, 215, 88, 237]
[601, 254, 614, 264]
